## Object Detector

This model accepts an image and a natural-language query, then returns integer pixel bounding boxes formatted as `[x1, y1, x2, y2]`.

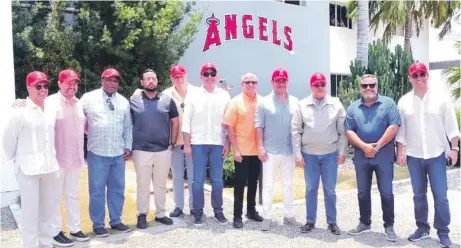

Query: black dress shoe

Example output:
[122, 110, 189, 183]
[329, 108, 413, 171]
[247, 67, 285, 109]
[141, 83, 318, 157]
[233, 218, 243, 228]
[110, 223, 132, 233]
[328, 223, 341, 235]
[137, 214, 148, 229]
[301, 222, 315, 233]
[246, 211, 264, 222]
[170, 207, 183, 217]
[155, 216, 174, 225]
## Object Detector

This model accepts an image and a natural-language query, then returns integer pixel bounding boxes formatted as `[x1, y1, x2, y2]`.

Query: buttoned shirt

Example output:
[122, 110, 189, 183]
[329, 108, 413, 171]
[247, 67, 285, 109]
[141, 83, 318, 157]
[181, 86, 231, 146]
[255, 92, 299, 155]
[162, 84, 199, 145]
[222, 93, 260, 156]
[46, 92, 86, 170]
[80, 88, 133, 157]
[345, 95, 401, 163]
[3, 98, 59, 175]
[291, 94, 347, 157]
[396, 89, 460, 159]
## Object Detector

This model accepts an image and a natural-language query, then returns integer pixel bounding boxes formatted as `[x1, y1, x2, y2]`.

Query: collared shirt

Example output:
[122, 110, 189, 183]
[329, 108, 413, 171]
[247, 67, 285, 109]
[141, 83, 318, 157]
[181, 86, 231, 145]
[291, 94, 347, 157]
[222, 92, 260, 156]
[3, 98, 59, 175]
[345, 94, 401, 163]
[80, 88, 133, 157]
[130, 91, 179, 152]
[396, 89, 460, 159]
[46, 91, 86, 170]
[162, 84, 199, 145]
[255, 92, 299, 155]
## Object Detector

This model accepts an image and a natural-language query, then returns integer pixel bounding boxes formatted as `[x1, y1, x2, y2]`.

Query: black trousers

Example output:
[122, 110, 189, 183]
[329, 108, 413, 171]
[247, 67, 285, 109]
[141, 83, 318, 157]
[233, 155, 261, 219]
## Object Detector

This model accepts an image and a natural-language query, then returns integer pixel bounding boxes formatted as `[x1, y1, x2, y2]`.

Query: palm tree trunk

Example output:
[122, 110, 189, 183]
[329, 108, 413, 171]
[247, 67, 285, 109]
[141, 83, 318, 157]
[357, 0, 369, 68]
[404, 0, 412, 54]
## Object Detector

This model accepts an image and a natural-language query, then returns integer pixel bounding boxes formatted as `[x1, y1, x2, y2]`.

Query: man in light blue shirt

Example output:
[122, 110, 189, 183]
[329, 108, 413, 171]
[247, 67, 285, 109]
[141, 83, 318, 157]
[255, 68, 301, 231]
[80, 68, 133, 237]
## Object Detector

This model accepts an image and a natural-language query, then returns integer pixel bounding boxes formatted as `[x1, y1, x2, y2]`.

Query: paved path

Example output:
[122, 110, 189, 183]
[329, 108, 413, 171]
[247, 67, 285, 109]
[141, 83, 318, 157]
[2, 169, 460, 248]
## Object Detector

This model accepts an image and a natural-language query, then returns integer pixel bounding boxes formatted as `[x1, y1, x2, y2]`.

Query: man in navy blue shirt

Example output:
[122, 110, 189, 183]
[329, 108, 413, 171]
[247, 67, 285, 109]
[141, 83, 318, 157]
[130, 69, 179, 228]
[345, 74, 400, 242]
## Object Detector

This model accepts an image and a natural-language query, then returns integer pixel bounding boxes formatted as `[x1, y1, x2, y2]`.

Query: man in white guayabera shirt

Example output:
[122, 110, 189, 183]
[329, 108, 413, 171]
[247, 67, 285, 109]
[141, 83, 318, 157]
[396, 62, 459, 248]
[3, 71, 60, 248]
[182, 63, 231, 226]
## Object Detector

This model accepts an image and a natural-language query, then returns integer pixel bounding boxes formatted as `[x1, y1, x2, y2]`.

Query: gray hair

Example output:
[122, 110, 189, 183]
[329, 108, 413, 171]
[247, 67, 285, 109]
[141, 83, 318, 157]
[360, 74, 378, 84]
[241, 72, 257, 82]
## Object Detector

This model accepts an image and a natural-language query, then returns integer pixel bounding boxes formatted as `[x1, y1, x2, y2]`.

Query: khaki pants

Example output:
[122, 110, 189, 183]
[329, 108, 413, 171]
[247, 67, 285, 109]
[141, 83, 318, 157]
[53, 168, 82, 235]
[132, 149, 172, 218]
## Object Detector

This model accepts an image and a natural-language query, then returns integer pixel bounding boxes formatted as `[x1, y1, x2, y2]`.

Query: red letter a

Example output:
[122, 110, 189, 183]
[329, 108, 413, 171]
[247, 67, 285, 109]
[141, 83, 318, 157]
[203, 19, 221, 52]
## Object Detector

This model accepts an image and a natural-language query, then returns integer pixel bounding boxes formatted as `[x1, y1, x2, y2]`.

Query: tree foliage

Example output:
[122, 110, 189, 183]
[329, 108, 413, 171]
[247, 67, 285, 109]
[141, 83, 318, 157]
[12, 0, 203, 98]
[442, 41, 461, 101]
[339, 39, 414, 108]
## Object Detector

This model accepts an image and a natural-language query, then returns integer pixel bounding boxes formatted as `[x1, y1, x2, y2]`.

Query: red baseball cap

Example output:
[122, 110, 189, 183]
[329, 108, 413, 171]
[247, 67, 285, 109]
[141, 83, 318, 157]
[101, 68, 121, 80]
[408, 61, 428, 75]
[200, 63, 217, 74]
[170, 64, 186, 77]
[272, 68, 288, 81]
[310, 72, 327, 86]
[59, 69, 80, 83]
[26, 71, 49, 86]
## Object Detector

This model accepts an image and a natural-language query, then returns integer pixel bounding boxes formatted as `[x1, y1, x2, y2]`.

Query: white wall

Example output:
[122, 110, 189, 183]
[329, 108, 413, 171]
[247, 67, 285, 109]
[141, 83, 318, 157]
[179, 1, 330, 99]
[1, 1, 18, 193]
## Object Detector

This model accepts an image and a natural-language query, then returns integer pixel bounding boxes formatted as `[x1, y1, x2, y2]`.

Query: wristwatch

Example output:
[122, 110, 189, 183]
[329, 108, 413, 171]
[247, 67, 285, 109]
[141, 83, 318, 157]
[451, 147, 460, 151]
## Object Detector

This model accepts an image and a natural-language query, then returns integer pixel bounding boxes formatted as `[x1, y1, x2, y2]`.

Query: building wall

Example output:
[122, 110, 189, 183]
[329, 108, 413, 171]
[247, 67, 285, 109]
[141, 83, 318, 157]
[1, 1, 19, 193]
[178, 1, 330, 99]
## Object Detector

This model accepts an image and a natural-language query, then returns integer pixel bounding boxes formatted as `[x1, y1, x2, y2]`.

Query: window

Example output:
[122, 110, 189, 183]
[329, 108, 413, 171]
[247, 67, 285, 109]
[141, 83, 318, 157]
[275, 0, 301, 5]
[330, 74, 348, 97]
[329, 3, 352, 29]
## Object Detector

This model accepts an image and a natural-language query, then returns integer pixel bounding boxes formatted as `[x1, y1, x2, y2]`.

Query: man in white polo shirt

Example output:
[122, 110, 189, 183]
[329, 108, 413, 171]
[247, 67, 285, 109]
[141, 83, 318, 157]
[4, 71, 60, 248]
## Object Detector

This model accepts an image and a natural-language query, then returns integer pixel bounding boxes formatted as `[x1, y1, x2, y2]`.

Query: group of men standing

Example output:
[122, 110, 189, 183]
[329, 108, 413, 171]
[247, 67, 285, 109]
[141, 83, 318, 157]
[3, 61, 459, 248]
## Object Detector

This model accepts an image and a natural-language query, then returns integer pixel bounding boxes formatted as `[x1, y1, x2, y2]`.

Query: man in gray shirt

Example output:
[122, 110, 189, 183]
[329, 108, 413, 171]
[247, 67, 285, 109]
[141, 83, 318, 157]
[130, 69, 179, 228]
[255, 68, 301, 231]
[291, 72, 347, 235]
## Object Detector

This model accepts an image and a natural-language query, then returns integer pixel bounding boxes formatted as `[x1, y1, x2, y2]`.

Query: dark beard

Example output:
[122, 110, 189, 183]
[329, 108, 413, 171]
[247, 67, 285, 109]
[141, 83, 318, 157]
[144, 87, 157, 92]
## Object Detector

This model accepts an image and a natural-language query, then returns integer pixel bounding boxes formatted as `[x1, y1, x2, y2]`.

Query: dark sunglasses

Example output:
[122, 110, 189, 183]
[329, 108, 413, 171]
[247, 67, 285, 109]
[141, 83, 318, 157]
[411, 71, 427, 79]
[360, 83, 376, 89]
[202, 71, 217, 77]
[243, 81, 257, 85]
[35, 84, 50, 90]
[106, 98, 114, 111]
[313, 83, 326, 88]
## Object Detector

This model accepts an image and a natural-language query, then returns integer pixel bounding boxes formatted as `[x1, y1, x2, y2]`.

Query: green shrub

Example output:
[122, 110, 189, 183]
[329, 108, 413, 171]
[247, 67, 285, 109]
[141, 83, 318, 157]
[339, 39, 414, 108]
[223, 150, 235, 187]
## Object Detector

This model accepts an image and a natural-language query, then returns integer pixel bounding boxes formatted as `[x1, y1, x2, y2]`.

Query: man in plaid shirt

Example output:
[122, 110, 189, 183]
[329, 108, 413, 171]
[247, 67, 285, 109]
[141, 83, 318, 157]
[80, 68, 133, 237]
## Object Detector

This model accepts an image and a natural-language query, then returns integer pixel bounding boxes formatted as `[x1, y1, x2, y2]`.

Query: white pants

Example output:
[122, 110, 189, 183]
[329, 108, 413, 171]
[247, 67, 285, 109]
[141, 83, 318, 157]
[53, 168, 82, 235]
[16, 168, 60, 248]
[262, 153, 295, 220]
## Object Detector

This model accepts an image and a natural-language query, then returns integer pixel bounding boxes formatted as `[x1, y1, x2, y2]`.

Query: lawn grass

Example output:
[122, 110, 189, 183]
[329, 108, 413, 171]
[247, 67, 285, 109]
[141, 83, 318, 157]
[59, 166, 153, 236]
[224, 164, 411, 203]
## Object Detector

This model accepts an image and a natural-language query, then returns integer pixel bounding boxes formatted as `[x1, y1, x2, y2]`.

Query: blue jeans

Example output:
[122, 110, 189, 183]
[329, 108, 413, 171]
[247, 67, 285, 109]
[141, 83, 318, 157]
[407, 152, 450, 235]
[191, 145, 224, 215]
[87, 151, 125, 229]
[302, 151, 338, 224]
[354, 159, 394, 227]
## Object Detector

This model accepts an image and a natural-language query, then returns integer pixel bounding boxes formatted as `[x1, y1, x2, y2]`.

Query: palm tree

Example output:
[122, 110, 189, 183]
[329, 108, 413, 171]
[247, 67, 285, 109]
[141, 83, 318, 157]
[356, 0, 369, 67]
[442, 41, 461, 100]
[348, 0, 460, 53]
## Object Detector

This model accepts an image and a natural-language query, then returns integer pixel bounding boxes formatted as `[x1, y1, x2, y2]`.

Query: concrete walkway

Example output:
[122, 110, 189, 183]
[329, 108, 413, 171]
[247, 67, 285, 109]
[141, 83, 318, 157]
[2, 169, 460, 248]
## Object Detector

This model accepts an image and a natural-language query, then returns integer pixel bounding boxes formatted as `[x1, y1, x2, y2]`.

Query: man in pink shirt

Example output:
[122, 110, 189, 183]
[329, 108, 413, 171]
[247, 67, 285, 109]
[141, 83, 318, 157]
[47, 69, 89, 246]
